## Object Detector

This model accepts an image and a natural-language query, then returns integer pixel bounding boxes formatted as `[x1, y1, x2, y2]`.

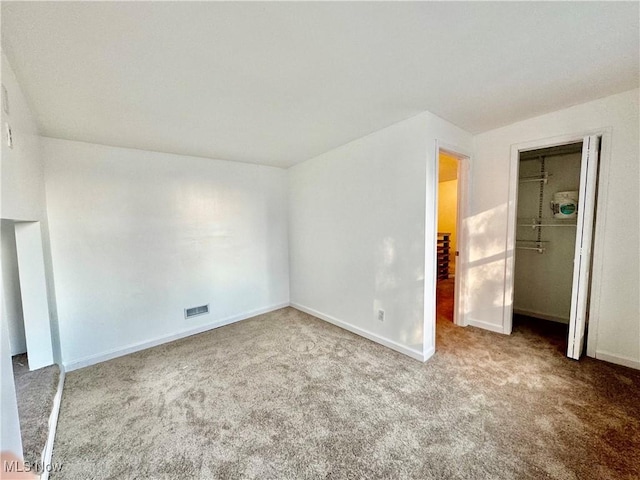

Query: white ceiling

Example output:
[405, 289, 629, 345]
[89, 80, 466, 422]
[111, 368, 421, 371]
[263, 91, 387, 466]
[2, 2, 638, 168]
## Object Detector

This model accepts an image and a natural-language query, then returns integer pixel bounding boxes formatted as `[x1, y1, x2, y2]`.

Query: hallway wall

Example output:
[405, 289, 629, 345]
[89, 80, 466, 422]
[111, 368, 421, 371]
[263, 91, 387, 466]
[437, 180, 457, 275]
[289, 112, 472, 361]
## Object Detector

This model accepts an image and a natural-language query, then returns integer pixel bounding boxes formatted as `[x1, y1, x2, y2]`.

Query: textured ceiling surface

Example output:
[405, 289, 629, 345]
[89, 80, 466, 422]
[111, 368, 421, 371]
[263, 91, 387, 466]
[2, 2, 638, 167]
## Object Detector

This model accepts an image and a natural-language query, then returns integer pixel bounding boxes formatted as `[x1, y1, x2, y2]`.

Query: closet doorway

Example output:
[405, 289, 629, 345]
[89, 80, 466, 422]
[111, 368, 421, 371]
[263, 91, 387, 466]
[507, 135, 601, 360]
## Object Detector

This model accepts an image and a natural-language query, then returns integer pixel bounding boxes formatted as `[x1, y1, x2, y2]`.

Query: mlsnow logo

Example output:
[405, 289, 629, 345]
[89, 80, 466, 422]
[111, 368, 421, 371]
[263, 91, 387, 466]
[3, 459, 64, 474]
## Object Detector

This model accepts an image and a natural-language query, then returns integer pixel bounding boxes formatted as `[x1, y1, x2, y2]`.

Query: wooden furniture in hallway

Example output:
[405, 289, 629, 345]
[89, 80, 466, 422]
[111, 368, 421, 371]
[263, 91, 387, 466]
[437, 233, 451, 280]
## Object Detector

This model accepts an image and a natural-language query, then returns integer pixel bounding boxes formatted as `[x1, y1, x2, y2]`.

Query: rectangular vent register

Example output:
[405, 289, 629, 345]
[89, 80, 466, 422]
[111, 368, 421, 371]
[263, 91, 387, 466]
[185, 304, 209, 319]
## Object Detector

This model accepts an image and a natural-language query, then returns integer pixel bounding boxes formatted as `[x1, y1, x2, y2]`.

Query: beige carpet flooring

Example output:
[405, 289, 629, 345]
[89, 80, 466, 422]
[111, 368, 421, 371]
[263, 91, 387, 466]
[12, 353, 60, 465]
[51, 305, 640, 479]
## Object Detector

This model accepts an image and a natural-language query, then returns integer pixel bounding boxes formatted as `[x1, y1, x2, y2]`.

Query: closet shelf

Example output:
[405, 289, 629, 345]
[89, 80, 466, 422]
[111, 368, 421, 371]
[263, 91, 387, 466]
[517, 218, 577, 229]
[519, 172, 551, 184]
[516, 240, 548, 254]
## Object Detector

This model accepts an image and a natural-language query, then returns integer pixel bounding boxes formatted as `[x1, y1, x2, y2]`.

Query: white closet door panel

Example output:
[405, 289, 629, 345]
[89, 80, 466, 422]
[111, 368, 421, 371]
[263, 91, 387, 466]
[567, 135, 599, 360]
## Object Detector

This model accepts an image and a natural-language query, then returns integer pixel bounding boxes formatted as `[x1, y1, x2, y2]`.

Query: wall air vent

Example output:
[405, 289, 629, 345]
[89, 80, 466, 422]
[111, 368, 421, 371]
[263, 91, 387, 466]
[185, 304, 209, 319]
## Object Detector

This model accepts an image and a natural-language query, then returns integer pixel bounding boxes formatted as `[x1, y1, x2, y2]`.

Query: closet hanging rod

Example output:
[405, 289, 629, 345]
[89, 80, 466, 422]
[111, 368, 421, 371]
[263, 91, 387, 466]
[516, 246, 546, 253]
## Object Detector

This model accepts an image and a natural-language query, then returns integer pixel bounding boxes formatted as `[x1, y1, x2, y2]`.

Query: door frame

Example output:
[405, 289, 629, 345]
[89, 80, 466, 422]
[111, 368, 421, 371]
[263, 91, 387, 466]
[433, 141, 472, 329]
[503, 128, 612, 358]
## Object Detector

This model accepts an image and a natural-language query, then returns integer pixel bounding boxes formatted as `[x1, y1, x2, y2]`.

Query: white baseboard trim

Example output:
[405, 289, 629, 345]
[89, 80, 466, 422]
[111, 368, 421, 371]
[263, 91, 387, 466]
[290, 302, 428, 362]
[468, 318, 506, 334]
[513, 308, 569, 324]
[63, 303, 289, 372]
[595, 350, 640, 370]
[423, 345, 436, 362]
[39, 366, 65, 480]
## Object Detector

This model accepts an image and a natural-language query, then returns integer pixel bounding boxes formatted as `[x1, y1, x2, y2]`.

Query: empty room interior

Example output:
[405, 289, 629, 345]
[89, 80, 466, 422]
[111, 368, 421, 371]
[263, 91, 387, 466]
[1, 2, 639, 479]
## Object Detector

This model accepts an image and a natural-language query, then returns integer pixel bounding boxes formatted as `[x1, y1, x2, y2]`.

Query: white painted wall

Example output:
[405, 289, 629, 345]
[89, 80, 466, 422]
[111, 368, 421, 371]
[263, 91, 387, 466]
[1, 220, 26, 355]
[470, 89, 639, 368]
[42, 138, 290, 369]
[1, 51, 61, 362]
[1, 51, 58, 456]
[1, 52, 44, 222]
[289, 112, 472, 360]
[0, 298, 23, 458]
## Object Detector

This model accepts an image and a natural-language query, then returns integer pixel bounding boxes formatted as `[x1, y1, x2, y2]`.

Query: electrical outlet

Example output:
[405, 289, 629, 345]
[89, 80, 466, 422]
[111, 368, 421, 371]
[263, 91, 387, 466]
[377, 309, 385, 322]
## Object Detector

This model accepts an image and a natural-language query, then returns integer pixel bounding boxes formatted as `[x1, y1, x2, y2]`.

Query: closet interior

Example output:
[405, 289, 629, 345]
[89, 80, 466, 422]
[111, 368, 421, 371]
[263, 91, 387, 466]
[513, 142, 585, 350]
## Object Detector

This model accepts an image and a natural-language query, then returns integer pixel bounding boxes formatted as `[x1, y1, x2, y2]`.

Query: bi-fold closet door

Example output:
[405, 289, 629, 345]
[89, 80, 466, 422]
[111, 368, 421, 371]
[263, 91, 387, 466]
[567, 135, 600, 360]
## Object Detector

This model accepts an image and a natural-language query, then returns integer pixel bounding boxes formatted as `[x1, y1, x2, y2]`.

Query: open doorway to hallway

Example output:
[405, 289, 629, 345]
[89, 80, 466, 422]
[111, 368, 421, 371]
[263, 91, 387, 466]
[436, 152, 459, 324]
[430, 142, 470, 359]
